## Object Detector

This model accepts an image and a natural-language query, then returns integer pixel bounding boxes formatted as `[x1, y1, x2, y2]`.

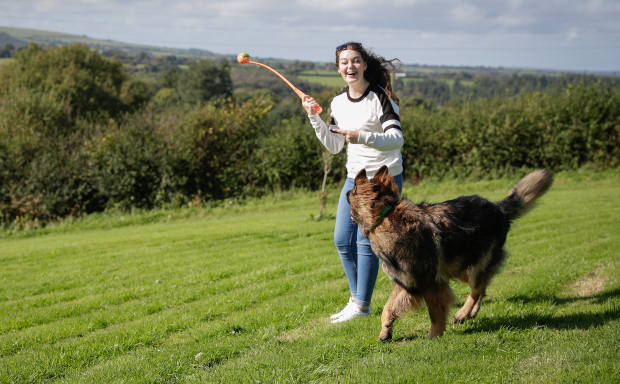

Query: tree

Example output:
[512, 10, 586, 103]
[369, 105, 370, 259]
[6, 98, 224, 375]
[177, 59, 232, 105]
[0, 44, 15, 58]
[160, 67, 181, 88]
[0, 43, 130, 117]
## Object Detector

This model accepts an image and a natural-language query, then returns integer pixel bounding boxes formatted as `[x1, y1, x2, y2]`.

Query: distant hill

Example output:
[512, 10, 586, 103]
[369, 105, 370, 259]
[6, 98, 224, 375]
[0, 26, 218, 59]
[0, 31, 27, 46]
[1, 26, 616, 79]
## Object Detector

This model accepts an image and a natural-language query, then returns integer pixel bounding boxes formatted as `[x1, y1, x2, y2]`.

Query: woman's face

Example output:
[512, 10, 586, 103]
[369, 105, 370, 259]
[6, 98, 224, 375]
[338, 49, 367, 85]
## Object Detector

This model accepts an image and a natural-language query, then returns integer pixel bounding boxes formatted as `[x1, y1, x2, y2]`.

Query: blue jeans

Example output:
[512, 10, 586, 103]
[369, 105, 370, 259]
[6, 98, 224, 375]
[334, 173, 403, 307]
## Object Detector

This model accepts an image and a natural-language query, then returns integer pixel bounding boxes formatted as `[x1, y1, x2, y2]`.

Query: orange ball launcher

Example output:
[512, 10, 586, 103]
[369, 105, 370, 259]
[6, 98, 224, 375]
[237, 52, 323, 114]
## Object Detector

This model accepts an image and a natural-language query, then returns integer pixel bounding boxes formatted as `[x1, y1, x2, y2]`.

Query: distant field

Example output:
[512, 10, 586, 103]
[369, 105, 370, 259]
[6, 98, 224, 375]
[0, 58, 13, 67]
[298, 71, 346, 88]
[399, 77, 475, 87]
[296, 71, 477, 88]
[1, 170, 619, 382]
[399, 65, 556, 77]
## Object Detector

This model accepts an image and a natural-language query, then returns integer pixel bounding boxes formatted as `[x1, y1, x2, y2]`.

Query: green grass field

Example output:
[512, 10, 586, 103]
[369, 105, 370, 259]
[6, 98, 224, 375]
[1, 171, 619, 383]
[298, 72, 346, 88]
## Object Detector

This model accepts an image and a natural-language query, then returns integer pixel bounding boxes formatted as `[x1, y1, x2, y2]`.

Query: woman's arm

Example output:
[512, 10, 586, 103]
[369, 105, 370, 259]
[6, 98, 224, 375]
[303, 96, 345, 154]
[356, 94, 404, 151]
[357, 129, 404, 151]
[308, 114, 345, 154]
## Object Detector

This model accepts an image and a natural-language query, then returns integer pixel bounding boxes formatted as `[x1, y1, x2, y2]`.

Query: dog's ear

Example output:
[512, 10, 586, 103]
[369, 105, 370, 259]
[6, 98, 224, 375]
[354, 169, 367, 185]
[375, 165, 389, 178]
[373, 165, 393, 187]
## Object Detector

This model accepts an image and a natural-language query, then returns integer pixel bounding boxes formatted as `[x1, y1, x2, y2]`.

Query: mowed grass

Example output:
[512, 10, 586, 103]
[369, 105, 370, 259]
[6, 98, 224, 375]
[1, 171, 619, 383]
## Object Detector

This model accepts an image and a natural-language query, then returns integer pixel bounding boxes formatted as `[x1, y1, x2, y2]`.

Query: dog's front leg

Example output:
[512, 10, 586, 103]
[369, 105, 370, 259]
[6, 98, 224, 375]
[379, 283, 421, 341]
[423, 281, 456, 339]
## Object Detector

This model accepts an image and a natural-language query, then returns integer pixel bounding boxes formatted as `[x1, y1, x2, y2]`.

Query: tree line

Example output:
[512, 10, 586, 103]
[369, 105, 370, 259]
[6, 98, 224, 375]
[1, 43, 618, 228]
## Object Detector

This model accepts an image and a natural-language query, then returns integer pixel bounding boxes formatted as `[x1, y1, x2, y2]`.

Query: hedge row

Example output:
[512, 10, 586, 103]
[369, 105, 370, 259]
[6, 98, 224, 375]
[1, 81, 618, 226]
[400, 82, 620, 180]
[0, 93, 342, 225]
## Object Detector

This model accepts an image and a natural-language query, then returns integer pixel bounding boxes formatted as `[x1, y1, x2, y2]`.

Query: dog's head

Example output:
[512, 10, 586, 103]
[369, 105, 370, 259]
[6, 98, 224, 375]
[347, 165, 400, 235]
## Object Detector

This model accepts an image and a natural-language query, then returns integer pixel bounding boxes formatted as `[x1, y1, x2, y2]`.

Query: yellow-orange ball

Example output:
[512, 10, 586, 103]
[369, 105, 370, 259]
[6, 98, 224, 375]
[237, 52, 250, 64]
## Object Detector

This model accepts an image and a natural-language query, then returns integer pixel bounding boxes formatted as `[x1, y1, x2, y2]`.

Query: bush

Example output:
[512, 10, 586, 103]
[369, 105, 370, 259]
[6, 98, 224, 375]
[253, 116, 345, 192]
[0, 94, 279, 225]
[400, 82, 620, 180]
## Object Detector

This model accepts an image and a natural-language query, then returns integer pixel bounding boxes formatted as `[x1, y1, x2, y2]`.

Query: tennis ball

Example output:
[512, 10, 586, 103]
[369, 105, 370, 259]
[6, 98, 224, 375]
[237, 52, 250, 64]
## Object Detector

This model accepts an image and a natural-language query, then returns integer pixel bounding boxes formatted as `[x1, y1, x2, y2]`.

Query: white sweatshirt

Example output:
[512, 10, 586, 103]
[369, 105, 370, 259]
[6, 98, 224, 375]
[308, 84, 404, 179]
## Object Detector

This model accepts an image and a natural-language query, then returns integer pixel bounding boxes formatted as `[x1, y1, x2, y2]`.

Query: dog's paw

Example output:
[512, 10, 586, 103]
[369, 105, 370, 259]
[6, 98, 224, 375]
[429, 331, 444, 339]
[453, 310, 470, 324]
[378, 335, 392, 342]
[378, 330, 392, 342]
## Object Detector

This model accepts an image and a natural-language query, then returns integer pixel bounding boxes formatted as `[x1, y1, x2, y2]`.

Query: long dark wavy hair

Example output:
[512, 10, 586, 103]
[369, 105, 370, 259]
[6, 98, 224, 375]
[335, 42, 401, 104]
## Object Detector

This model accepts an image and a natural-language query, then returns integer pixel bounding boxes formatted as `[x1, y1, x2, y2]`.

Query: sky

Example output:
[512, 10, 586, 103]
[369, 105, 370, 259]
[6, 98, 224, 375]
[2, 0, 620, 72]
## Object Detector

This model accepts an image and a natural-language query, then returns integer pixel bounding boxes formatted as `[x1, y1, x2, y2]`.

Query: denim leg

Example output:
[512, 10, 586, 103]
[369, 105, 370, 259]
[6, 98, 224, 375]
[354, 173, 403, 307]
[334, 178, 358, 299]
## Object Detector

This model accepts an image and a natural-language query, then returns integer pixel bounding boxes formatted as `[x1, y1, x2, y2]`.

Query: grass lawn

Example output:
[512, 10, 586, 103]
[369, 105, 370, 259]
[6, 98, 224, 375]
[1, 170, 619, 383]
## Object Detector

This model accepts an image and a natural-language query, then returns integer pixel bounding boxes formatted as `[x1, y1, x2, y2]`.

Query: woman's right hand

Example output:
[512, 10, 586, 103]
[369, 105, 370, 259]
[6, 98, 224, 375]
[302, 96, 318, 116]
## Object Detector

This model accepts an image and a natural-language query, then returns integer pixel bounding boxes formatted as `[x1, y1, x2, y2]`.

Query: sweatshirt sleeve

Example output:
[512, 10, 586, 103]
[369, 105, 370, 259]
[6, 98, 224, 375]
[357, 129, 404, 151]
[357, 95, 404, 151]
[308, 114, 345, 154]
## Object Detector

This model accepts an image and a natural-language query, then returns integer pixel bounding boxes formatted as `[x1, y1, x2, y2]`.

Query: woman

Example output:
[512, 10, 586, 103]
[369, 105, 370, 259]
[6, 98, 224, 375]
[302, 42, 404, 323]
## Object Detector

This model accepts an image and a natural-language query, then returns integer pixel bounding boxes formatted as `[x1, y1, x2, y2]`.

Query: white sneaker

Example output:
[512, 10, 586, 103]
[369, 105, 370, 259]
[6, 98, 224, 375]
[330, 297, 355, 320]
[331, 305, 371, 323]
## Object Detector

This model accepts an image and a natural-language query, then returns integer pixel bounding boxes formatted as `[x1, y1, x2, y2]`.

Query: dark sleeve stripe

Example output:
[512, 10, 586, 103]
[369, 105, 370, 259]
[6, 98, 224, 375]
[384, 124, 402, 132]
[380, 112, 400, 124]
[372, 84, 400, 125]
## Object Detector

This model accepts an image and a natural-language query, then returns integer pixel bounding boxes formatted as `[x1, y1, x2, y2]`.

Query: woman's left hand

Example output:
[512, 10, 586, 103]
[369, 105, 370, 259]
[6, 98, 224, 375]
[332, 129, 359, 144]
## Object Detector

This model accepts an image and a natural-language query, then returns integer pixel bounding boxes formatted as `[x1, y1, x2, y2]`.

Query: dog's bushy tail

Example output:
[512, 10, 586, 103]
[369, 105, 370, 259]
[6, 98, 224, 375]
[497, 170, 553, 222]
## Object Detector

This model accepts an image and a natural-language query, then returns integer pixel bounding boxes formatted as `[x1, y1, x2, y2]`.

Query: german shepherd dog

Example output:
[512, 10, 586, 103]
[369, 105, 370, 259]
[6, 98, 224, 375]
[347, 166, 553, 340]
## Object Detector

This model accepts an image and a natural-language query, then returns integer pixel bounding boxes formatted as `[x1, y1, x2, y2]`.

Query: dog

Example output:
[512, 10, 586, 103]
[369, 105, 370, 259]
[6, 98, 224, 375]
[346, 165, 553, 340]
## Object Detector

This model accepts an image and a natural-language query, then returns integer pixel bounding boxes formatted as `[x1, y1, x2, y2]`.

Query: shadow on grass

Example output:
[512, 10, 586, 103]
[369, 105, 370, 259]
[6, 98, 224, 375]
[391, 288, 620, 341]
[393, 334, 429, 342]
[502, 287, 620, 306]
[460, 287, 620, 334]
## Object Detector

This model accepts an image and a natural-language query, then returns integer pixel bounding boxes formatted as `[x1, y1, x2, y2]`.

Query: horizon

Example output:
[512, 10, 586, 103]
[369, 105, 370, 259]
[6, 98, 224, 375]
[3, 25, 618, 76]
[2, 1, 620, 73]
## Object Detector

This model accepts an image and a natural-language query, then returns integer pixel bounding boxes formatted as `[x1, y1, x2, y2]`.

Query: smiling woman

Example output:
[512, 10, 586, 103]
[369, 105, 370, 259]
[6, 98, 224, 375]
[301, 42, 404, 324]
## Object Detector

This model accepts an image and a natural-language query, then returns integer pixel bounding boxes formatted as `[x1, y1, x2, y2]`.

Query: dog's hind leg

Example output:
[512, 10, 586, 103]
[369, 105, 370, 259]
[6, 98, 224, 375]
[423, 281, 455, 339]
[379, 283, 423, 341]
[453, 290, 485, 324]
[454, 246, 506, 323]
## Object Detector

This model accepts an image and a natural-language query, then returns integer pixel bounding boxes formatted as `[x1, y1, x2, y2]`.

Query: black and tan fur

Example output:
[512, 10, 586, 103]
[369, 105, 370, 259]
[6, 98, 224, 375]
[347, 166, 553, 340]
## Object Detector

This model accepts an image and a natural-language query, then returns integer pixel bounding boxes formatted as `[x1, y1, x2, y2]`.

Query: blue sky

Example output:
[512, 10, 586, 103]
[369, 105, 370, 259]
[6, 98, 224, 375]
[2, 0, 620, 72]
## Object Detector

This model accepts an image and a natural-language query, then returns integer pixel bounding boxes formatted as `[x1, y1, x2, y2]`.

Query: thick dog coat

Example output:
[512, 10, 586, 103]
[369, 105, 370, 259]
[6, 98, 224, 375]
[347, 166, 553, 340]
